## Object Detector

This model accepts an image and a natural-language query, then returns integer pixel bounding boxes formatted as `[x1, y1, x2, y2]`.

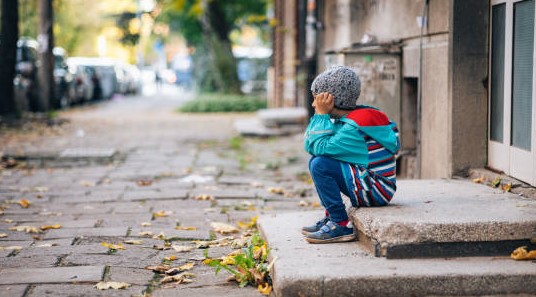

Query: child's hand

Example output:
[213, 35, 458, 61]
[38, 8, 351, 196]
[313, 92, 334, 115]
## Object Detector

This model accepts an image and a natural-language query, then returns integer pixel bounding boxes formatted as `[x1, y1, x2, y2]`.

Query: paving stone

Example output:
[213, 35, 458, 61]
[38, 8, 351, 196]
[52, 193, 120, 203]
[63, 252, 157, 268]
[130, 227, 210, 241]
[27, 284, 144, 297]
[17, 243, 108, 257]
[218, 175, 259, 185]
[122, 189, 189, 201]
[0, 255, 59, 268]
[108, 267, 154, 286]
[152, 284, 260, 297]
[151, 199, 212, 211]
[0, 230, 39, 241]
[190, 188, 258, 200]
[43, 227, 129, 239]
[45, 203, 113, 215]
[0, 266, 104, 285]
[0, 285, 28, 297]
[107, 202, 153, 214]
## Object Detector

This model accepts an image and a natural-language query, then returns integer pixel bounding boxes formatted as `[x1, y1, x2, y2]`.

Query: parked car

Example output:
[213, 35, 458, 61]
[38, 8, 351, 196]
[13, 37, 40, 111]
[53, 47, 76, 108]
[66, 57, 95, 104]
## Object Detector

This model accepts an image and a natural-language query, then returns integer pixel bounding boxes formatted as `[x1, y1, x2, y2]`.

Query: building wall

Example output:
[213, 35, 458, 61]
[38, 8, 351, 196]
[317, 0, 488, 179]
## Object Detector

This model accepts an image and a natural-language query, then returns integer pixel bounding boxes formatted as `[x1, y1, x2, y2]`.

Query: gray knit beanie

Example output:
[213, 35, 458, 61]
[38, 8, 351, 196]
[311, 66, 361, 110]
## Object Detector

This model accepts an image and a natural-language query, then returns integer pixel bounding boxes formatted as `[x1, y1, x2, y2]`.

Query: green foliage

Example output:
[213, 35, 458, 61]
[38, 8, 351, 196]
[179, 93, 266, 113]
[229, 136, 244, 150]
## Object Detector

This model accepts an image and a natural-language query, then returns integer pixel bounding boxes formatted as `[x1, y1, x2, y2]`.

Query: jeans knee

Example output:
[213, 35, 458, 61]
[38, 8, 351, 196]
[309, 156, 335, 176]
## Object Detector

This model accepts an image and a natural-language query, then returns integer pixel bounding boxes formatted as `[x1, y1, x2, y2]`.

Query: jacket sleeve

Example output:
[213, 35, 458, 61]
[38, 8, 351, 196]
[304, 114, 366, 161]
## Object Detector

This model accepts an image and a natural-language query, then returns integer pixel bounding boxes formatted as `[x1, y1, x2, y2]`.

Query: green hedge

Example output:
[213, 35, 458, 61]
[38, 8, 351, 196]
[178, 93, 267, 113]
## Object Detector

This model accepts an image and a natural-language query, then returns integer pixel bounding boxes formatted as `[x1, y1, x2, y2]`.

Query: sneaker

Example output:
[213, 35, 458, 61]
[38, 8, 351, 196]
[304, 220, 356, 244]
[301, 216, 330, 235]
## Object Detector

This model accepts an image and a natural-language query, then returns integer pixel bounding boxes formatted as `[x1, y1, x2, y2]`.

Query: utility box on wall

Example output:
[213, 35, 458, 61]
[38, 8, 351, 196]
[325, 45, 402, 127]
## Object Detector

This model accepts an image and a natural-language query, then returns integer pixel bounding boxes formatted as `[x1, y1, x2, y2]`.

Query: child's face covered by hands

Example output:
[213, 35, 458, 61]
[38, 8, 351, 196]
[312, 92, 335, 115]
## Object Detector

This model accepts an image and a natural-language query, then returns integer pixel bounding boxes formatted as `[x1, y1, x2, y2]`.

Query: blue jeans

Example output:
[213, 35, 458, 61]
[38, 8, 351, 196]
[308, 156, 358, 223]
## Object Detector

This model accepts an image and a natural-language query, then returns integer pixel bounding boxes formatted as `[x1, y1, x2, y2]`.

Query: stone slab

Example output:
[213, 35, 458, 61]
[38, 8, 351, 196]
[43, 227, 129, 239]
[151, 285, 261, 297]
[122, 189, 189, 201]
[0, 266, 104, 285]
[27, 284, 144, 297]
[258, 211, 536, 297]
[350, 179, 536, 258]
[0, 285, 28, 297]
[234, 118, 304, 137]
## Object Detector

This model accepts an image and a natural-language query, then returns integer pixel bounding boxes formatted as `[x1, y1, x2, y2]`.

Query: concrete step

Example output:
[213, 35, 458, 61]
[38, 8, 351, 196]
[350, 179, 536, 259]
[234, 118, 304, 137]
[257, 107, 308, 128]
[258, 211, 536, 297]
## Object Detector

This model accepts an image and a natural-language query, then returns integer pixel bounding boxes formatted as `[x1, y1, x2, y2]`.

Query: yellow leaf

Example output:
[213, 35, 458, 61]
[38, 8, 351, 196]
[171, 245, 194, 252]
[210, 222, 239, 234]
[267, 187, 285, 195]
[178, 262, 195, 271]
[164, 255, 178, 261]
[101, 242, 125, 250]
[154, 232, 167, 240]
[153, 210, 171, 218]
[298, 200, 309, 207]
[220, 255, 236, 265]
[124, 239, 143, 245]
[19, 199, 31, 208]
[80, 181, 95, 187]
[0, 245, 22, 251]
[9, 225, 39, 233]
[501, 183, 512, 192]
[136, 179, 153, 186]
[141, 222, 152, 227]
[175, 226, 197, 231]
[258, 283, 273, 295]
[153, 244, 171, 250]
[0, 233, 7, 238]
[511, 246, 536, 260]
[194, 194, 214, 201]
[160, 272, 196, 284]
[139, 231, 154, 237]
[40, 224, 61, 230]
[472, 176, 486, 183]
[311, 202, 321, 208]
[95, 281, 131, 290]
[491, 176, 502, 188]
[237, 216, 258, 229]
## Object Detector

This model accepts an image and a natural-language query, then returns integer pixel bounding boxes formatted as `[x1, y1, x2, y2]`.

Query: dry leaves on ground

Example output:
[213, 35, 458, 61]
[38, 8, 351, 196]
[101, 242, 126, 250]
[472, 176, 486, 184]
[237, 216, 258, 229]
[194, 194, 215, 201]
[95, 281, 131, 290]
[0, 246, 22, 251]
[40, 224, 61, 230]
[19, 199, 31, 208]
[211, 222, 239, 234]
[511, 246, 536, 260]
[175, 226, 197, 231]
[258, 283, 273, 295]
[193, 236, 234, 249]
[153, 210, 172, 218]
[136, 179, 153, 187]
[0, 233, 7, 238]
[9, 225, 40, 233]
[267, 187, 285, 195]
[172, 245, 194, 252]
[139, 231, 154, 237]
[124, 239, 143, 245]
[160, 272, 196, 284]
[163, 255, 178, 262]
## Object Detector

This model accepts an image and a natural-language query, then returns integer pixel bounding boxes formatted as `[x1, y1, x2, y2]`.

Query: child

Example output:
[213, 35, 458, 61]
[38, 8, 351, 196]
[303, 66, 400, 244]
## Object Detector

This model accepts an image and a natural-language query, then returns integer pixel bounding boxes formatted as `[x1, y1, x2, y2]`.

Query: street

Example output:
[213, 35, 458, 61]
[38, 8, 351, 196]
[0, 86, 314, 297]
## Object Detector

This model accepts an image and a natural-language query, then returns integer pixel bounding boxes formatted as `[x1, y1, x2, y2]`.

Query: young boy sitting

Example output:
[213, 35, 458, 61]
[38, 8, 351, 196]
[303, 66, 400, 244]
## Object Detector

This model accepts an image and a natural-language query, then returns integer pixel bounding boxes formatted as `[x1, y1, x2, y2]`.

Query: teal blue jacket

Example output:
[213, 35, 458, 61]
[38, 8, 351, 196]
[304, 108, 399, 166]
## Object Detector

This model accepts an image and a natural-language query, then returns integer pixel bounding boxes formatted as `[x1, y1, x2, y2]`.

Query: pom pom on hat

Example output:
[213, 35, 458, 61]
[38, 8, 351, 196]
[311, 66, 361, 110]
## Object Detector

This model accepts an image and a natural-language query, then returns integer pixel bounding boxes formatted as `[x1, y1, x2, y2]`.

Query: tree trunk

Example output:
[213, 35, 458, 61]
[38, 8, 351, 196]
[0, 0, 19, 116]
[203, 0, 242, 94]
[36, 0, 55, 111]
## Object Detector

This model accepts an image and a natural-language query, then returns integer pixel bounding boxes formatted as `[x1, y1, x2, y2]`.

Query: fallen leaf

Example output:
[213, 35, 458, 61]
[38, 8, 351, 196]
[80, 181, 95, 187]
[0, 233, 7, 238]
[3, 219, 14, 223]
[311, 201, 321, 207]
[237, 216, 258, 229]
[472, 176, 486, 184]
[178, 262, 195, 271]
[164, 255, 178, 262]
[193, 237, 233, 249]
[35, 243, 57, 247]
[9, 225, 39, 233]
[145, 264, 171, 273]
[175, 226, 197, 231]
[172, 245, 194, 252]
[141, 222, 152, 227]
[153, 232, 167, 240]
[491, 176, 502, 188]
[139, 231, 154, 237]
[136, 179, 153, 187]
[124, 239, 143, 245]
[19, 199, 31, 208]
[298, 200, 309, 207]
[32, 186, 49, 192]
[210, 222, 239, 234]
[267, 187, 285, 195]
[95, 281, 131, 290]
[101, 242, 126, 250]
[511, 246, 536, 260]
[160, 272, 196, 284]
[502, 183, 512, 192]
[0, 245, 22, 251]
[165, 263, 195, 275]
[153, 244, 171, 250]
[258, 283, 272, 295]
[194, 194, 214, 201]
[40, 224, 61, 230]
[153, 210, 171, 218]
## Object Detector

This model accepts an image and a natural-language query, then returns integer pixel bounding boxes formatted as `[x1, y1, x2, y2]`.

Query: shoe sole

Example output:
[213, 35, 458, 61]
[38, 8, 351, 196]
[301, 230, 316, 236]
[304, 234, 357, 244]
